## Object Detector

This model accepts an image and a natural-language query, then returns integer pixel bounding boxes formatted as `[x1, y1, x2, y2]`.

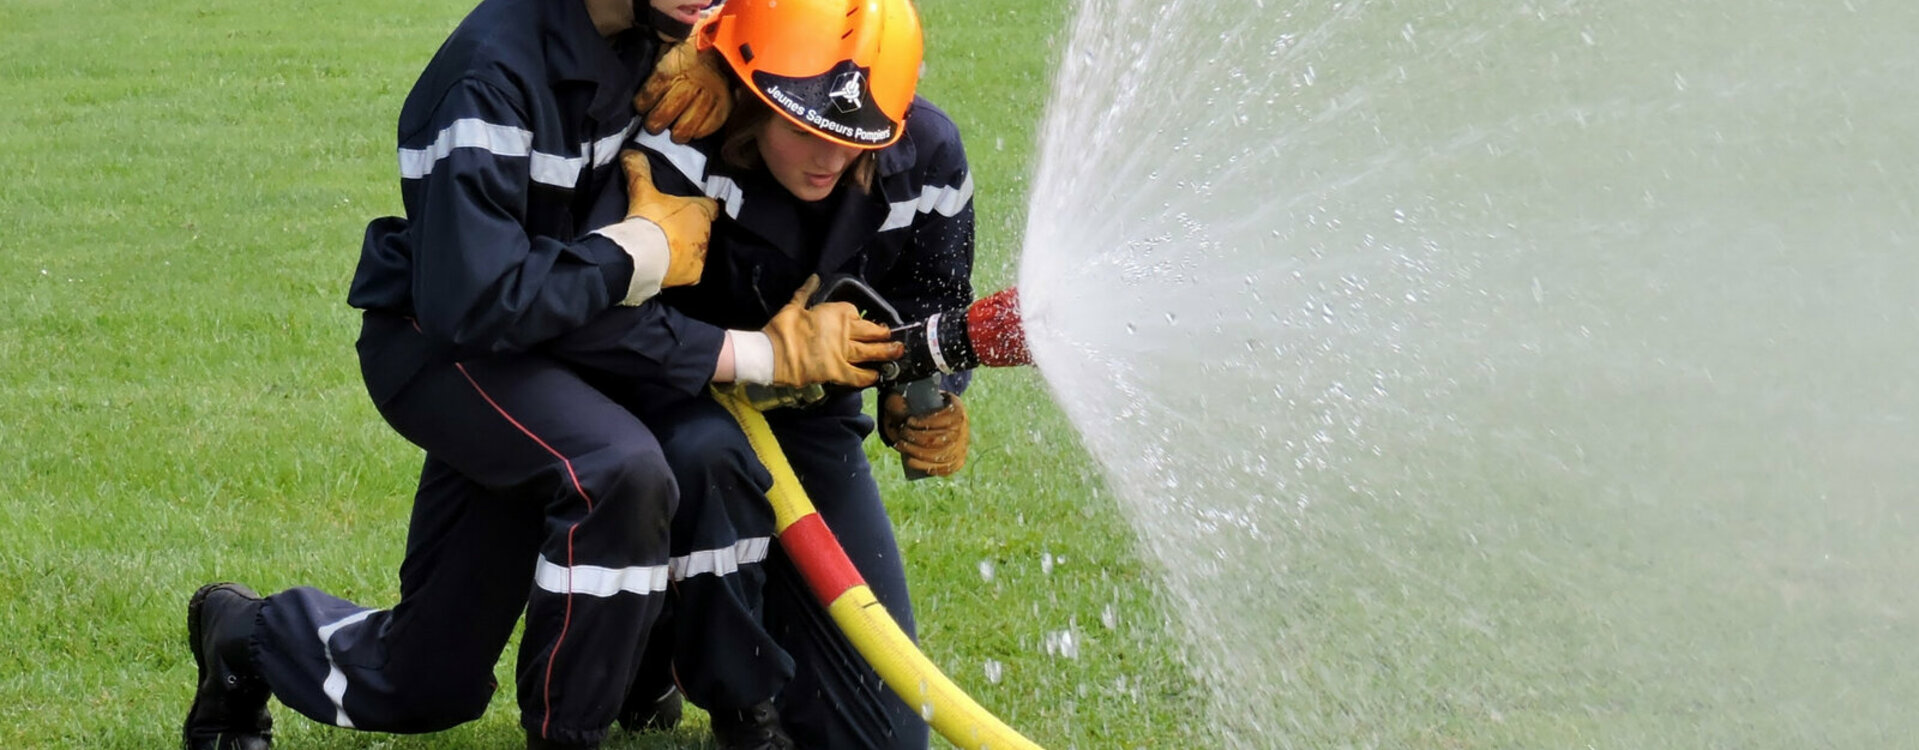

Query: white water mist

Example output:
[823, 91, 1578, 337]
[1020, 1, 1919, 746]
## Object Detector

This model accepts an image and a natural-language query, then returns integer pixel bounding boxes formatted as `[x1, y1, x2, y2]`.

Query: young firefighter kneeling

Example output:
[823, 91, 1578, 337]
[619, 1, 975, 748]
[177, 1, 902, 749]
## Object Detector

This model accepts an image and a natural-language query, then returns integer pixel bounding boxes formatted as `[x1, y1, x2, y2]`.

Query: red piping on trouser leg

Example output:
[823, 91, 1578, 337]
[453, 363, 593, 739]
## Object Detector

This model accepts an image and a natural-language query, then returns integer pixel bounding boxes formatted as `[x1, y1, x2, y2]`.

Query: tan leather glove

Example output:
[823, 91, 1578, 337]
[881, 391, 969, 477]
[762, 276, 904, 388]
[634, 39, 732, 143]
[620, 149, 717, 288]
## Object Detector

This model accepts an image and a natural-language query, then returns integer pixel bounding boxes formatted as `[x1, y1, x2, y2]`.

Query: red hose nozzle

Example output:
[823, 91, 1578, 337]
[965, 287, 1031, 367]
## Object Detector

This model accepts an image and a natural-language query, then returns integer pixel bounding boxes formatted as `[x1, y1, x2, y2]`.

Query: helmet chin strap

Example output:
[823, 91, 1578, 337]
[637, 2, 694, 40]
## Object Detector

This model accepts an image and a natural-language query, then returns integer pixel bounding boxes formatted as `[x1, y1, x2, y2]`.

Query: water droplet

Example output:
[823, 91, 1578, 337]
[984, 658, 1004, 684]
[1101, 604, 1119, 629]
[978, 560, 995, 582]
[1043, 629, 1080, 659]
[1041, 551, 1055, 575]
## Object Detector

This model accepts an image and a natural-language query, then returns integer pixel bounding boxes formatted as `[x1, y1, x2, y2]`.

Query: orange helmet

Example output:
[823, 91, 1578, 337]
[697, 0, 924, 149]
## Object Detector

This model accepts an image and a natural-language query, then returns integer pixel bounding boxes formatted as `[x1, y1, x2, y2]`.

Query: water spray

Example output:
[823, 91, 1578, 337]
[1017, 0, 1919, 745]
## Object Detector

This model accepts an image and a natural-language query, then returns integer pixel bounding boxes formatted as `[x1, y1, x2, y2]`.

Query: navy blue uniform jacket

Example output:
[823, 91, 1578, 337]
[347, 0, 722, 405]
[635, 96, 977, 381]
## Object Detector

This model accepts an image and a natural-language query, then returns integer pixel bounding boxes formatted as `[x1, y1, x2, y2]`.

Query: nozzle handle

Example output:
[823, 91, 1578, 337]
[814, 275, 905, 327]
[814, 274, 911, 382]
[900, 377, 946, 481]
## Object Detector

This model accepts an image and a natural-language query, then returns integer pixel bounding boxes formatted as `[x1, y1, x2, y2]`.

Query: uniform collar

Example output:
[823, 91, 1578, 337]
[543, 1, 654, 121]
[703, 161, 891, 274]
[816, 184, 892, 274]
[873, 99, 921, 181]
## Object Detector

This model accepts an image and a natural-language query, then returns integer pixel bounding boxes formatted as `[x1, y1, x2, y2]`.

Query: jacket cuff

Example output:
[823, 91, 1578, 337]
[589, 218, 671, 305]
[725, 330, 775, 385]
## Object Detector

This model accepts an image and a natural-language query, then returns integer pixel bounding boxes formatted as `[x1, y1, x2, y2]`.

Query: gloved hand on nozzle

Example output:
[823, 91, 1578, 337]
[763, 276, 905, 388]
[881, 390, 969, 476]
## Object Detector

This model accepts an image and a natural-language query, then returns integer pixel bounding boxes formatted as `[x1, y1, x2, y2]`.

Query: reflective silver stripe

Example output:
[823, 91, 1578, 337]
[634, 129, 746, 217]
[635, 128, 709, 184]
[879, 172, 975, 231]
[398, 117, 637, 189]
[535, 117, 638, 186]
[317, 608, 377, 728]
[528, 151, 586, 188]
[590, 117, 642, 170]
[399, 118, 532, 179]
[533, 555, 670, 597]
[924, 171, 976, 215]
[669, 537, 772, 580]
[707, 174, 744, 219]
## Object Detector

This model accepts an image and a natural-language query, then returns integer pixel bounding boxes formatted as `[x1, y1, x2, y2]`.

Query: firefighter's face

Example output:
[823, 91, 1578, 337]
[757, 115, 860, 202]
[650, 0, 706, 27]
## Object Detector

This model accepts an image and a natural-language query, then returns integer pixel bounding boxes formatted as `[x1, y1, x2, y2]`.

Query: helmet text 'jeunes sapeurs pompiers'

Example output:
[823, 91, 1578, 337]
[698, 0, 924, 149]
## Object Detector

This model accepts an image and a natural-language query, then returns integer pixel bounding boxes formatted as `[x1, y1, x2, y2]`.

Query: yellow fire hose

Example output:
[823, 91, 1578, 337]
[712, 386, 1044, 750]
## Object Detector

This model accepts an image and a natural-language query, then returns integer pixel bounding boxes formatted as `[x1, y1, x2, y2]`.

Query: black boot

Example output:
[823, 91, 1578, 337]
[615, 683, 683, 733]
[710, 701, 796, 750]
[182, 582, 272, 750]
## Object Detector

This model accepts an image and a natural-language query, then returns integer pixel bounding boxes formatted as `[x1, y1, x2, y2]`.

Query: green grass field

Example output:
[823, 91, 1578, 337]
[0, 0, 1207, 747]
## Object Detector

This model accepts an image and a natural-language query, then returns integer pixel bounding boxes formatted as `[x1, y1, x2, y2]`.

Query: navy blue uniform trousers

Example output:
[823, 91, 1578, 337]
[638, 394, 931, 750]
[249, 313, 677, 746]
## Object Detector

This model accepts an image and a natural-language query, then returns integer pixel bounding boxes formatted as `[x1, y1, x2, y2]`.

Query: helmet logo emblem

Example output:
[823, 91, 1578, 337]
[828, 71, 865, 114]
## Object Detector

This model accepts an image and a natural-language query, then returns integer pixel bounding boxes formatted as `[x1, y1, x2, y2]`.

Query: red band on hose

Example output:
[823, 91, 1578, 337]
[966, 287, 1032, 367]
[780, 513, 868, 606]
